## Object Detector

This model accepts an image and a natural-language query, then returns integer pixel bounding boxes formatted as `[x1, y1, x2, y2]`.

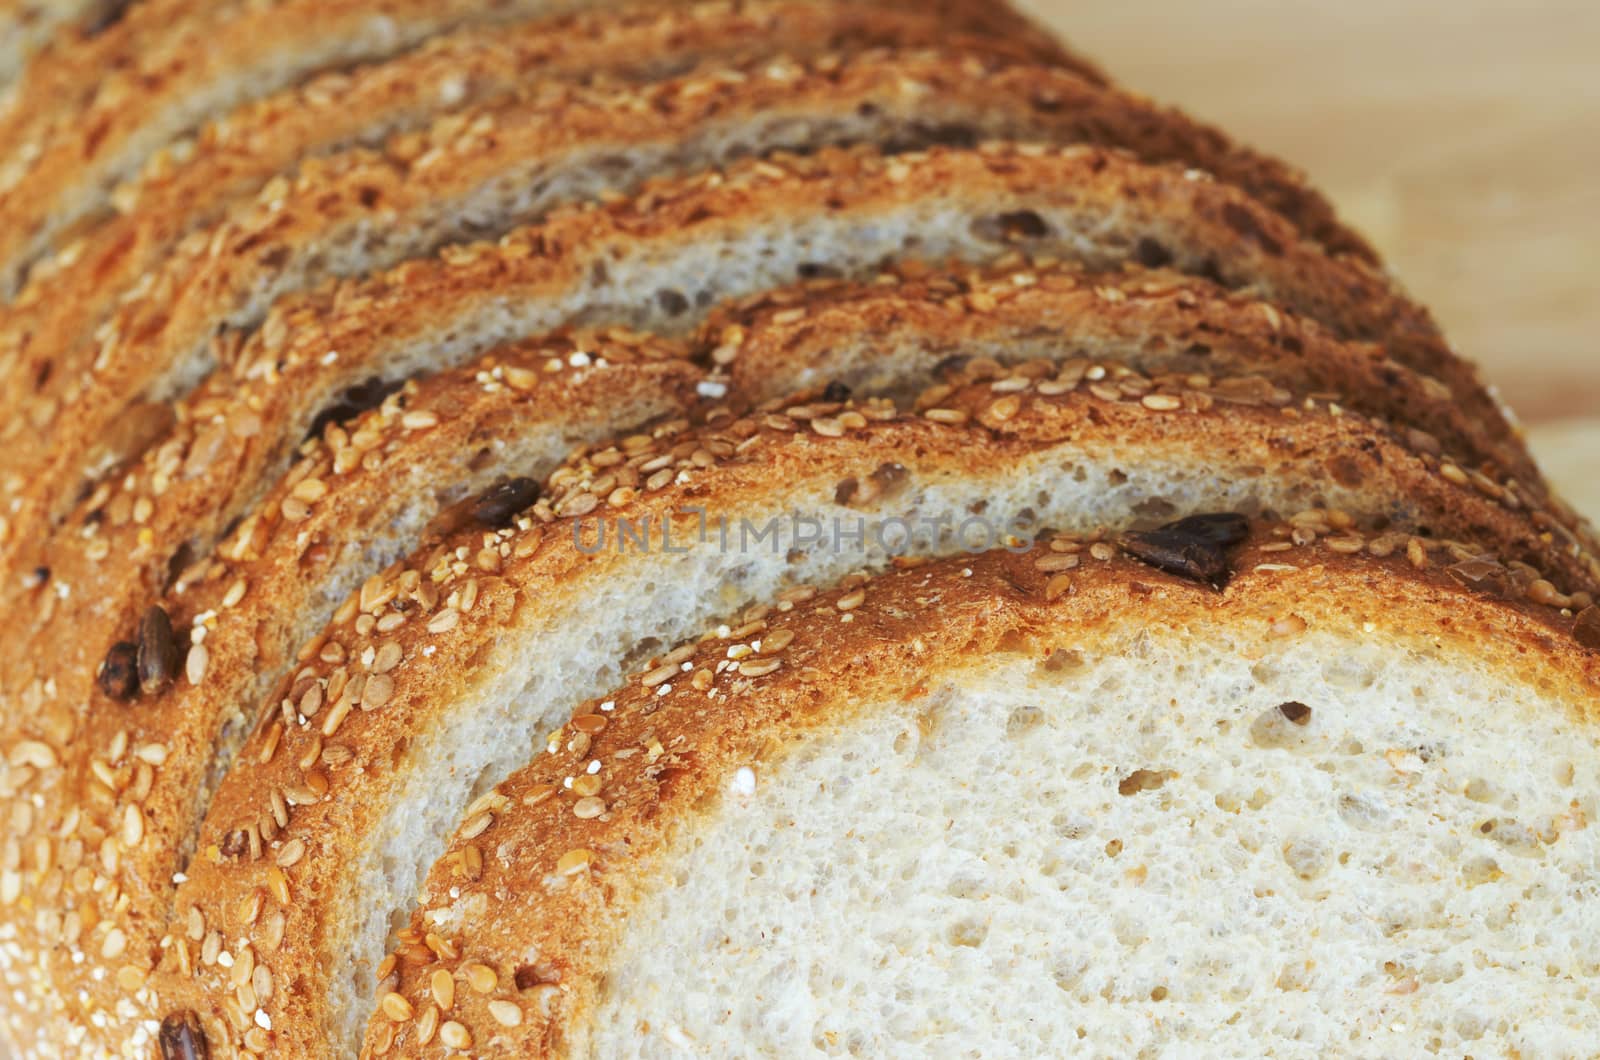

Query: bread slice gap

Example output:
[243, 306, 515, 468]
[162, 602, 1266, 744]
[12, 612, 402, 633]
[153, 363, 1588, 1055]
[363, 527, 1600, 1058]
[0, 0, 1077, 296]
[0, 0, 1054, 442]
[1, 47, 1382, 556]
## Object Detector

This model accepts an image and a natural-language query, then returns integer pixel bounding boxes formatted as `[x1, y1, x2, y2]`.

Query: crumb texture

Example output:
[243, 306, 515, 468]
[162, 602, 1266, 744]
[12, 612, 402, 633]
[594, 636, 1600, 1058]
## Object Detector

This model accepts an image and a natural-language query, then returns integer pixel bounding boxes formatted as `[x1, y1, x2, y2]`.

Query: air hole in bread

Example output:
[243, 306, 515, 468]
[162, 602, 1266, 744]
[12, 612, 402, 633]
[970, 209, 1052, 244]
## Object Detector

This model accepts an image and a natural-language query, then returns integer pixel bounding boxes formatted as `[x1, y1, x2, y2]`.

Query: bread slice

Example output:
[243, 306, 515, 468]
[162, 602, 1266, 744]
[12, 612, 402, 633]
[7, 252, 1565, 1055]
[151, 365, 1589, 1056]
[0, 0, 1057, 430]
[0, 0, 1076, 297]
[361, 527, 1600, 1058]
[0, 49, 1377, 555]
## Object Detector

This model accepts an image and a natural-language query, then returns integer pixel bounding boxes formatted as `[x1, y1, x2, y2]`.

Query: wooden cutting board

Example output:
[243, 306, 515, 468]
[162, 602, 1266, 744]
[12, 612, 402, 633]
[1022, 0, 1599, 516]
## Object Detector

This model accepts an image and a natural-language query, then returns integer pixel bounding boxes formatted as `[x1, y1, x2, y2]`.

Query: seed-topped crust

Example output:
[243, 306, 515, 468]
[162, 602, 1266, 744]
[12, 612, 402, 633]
[361, 526, 1600, 1057]
[6, 252, 1584, 1057]
[0, 0, 1059, 465]
[0, 0, 1080, 295]
[0, 332, 698, 1057]
[0, 47, 1378, 566]
[151, 361, 1591, 1056]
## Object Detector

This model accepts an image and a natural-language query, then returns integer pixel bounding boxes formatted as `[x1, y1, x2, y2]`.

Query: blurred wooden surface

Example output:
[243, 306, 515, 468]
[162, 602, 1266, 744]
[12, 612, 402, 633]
[1021, 0, 1598, 513]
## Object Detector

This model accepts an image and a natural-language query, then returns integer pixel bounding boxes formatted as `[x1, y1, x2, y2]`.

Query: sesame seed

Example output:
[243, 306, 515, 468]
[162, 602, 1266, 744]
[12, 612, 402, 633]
[640, 664, 676, 688]
[430, 969, 454, 1011]
[275, 838, 306, 867]
[362, 673, 394, 710]
[1141, 393, 1183, 411]
[402, 411, 440, 430]
[463, 962, 499, 994]
[438, 1021, 472, 1050]
[737, 658, 782, 678]
[835, 588, 866, 611]
[381, 992, 414, 1022]
[572, 797, 605, 819]
[427, 609, 460, 634]
[185, 643, 208, 685]
[522, 784, 558, 808]
[923, 408, 969, 425]
[291, 477, 328, 503]
[555, 849, 592, 877]
[488, 1000, 524, 1028]
[416, 1003, 440, 1045]
[122, 805, 144, 848]
[9, 740, 57, 770]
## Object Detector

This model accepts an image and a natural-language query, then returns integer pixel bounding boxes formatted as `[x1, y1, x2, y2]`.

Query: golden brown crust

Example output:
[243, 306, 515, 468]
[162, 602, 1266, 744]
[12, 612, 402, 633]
[0, 0, 1055, 437]
[363, 527, 1600, 1056]
[152, 361, 1593, 1056]
[0, 0, 1083, 295]
[712, 259, 1535, 484]
[2, 257, 1569, 1059]
[0, 332, 700, 1057]
[0, 50, 1378, 563]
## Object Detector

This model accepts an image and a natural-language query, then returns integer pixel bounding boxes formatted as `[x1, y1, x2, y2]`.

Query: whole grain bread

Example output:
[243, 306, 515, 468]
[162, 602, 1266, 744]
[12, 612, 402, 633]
[1, 9, 1593, 1059]
[14, 251, 1588, 1055]
[153, 364, 1589, 1055]
[363, 530, 1600, 1056]
[0, 0, 1080, 297]
[0, 0, 1052, 439]
[0, 49, 1381, 564]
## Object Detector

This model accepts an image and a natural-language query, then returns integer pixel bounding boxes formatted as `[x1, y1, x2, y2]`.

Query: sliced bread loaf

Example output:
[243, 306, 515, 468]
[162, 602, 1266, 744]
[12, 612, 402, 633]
[0, 0, 1077, 297]
[0, 0, 1054, 427]
[0, 50, 1376, 554]
[153, 365, 1588, 1055]
[363, 527, 1600, 1057]
[14, 256, 1579, 1055]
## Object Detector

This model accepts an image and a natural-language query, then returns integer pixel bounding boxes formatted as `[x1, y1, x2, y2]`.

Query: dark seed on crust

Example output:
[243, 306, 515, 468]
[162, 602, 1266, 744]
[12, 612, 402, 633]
[821, 381, 852, 404]
[159, 1011, 209, 1060]
[304, 375, 406, 442]
[1134, 237, 1173, 268]
[1119, 512, 1250, 589]
[1574, 606, 1600, 651]
[137, 606, 181, 694]
[98, 641, 140, 701]
[219, 829, 250, 860]
[472, 477, 541, 529]
[1277, 701, 1313, 725]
